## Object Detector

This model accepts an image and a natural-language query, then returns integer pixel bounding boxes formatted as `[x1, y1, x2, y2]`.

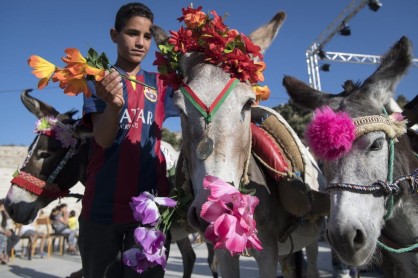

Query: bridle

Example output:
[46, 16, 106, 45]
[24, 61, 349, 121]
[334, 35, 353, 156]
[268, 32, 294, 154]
[11, 120, 85, 200]
[327, 169, 418, 197]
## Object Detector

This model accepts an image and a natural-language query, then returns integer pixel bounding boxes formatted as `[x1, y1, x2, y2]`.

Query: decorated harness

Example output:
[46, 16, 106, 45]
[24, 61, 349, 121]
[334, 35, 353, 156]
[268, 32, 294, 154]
[11, 116, 85, 200]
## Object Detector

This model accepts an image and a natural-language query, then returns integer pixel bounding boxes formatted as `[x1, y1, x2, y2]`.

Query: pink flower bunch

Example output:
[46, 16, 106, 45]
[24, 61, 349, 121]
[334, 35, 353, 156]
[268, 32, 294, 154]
[123, 192, 176, 273]
[200, 175, 262, 256]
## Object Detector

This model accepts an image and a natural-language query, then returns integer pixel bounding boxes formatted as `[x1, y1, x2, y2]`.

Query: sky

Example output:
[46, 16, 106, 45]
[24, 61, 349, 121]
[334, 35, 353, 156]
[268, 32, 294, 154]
[0, 0, 417, 146]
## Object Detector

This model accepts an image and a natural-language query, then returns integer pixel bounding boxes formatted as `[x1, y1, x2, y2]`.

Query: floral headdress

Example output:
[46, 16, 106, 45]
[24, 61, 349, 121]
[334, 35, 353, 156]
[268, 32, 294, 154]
[35, 116, 77, 148]
[153, 6, 270, 102]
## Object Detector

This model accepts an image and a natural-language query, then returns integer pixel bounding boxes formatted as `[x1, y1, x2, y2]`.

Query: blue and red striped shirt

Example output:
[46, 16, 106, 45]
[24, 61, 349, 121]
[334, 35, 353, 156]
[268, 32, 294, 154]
[82, 69, 179, 224]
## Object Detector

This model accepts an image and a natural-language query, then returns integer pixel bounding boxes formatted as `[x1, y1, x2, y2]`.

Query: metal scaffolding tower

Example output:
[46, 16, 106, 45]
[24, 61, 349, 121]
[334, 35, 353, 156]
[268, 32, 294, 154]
[306, 0, 417, 90]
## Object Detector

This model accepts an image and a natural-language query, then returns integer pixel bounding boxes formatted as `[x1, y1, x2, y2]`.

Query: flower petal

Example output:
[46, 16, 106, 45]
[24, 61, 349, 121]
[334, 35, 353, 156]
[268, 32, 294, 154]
[154, 197, 177, 207]
[203, 175, 239, 200]
[200, 200, 230, 223]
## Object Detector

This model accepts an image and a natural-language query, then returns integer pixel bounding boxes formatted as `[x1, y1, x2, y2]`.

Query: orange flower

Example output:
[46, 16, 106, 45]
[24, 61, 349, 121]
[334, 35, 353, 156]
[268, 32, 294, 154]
[85, 65, 105, 81]
[28, 55, 57, 89]
[62, 78, 91, 97]
[252, 85, 270, 103]
[254, 61, 266, 82]
[62, 48, 105, 81]
[53, 68, 91, 97]
[62, 48, 87, 65]
[28, 47, 122, 97]
[184, 10, 207, 29]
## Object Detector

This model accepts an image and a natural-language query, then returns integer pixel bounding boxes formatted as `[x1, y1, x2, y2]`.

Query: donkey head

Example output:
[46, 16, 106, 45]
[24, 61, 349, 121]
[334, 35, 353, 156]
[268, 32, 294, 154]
[153, 11, 286, 234]
[283, 37, 417, 266]
[5, 90, 92, 224]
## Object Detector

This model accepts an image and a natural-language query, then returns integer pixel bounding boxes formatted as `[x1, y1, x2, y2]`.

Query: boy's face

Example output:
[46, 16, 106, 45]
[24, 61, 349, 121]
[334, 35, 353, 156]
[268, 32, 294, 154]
[111, 16, 152, 66]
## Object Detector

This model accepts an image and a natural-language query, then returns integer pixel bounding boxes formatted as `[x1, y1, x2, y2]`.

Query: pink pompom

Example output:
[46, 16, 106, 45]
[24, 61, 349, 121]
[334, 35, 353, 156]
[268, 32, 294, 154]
[306, 106, 356, 160]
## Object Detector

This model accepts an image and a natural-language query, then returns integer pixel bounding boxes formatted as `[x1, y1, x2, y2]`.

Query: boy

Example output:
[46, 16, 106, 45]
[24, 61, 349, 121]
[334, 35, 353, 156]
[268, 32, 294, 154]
[79, 3, 178, 277]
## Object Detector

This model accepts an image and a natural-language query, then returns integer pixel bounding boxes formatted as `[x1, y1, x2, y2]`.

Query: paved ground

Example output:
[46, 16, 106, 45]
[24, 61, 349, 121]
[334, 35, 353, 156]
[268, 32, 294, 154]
[0, 240, 383, 278]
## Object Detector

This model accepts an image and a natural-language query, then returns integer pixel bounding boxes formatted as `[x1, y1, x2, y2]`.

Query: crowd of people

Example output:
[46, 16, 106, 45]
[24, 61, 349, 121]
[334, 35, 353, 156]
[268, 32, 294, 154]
[0, 199, 80, 265]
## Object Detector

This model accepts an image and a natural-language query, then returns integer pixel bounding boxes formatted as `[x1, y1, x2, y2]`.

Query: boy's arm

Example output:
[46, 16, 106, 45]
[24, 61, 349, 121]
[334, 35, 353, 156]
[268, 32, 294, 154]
[91, 71, 124, 148]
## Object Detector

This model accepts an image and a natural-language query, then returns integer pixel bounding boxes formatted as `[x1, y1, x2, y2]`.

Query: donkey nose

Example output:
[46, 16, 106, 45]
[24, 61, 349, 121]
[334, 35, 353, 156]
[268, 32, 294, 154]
[328, 221, 367, 252]
[350, 225, 367, 249]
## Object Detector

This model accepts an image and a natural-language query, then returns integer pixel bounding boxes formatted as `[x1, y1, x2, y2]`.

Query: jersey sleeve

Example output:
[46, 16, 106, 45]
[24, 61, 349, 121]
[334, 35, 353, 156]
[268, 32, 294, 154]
[82, 80, 106, 126]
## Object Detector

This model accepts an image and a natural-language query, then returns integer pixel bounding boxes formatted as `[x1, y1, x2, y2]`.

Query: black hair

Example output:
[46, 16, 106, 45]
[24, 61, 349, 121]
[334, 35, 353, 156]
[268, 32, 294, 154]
[114, 2, 154, 32]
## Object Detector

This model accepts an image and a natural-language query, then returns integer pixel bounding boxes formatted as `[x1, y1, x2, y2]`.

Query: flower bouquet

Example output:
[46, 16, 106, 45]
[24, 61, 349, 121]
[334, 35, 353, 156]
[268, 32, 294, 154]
[28, 48, 154, 97]
[200, 175, 262, 256]
[122, 191, 177, 273]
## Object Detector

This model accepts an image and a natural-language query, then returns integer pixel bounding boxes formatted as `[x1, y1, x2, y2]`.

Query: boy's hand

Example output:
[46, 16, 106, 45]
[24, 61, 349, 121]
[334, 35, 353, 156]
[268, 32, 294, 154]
[96, 70, 124, 108]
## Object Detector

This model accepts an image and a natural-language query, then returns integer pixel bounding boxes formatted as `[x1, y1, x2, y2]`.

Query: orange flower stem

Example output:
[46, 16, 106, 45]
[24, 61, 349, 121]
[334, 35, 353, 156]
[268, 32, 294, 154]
[110, 66, 156, 90]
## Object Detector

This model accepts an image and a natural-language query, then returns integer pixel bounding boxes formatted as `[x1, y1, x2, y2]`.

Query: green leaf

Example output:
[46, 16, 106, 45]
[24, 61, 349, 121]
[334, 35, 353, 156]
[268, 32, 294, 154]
[87, 48, 98, 61]
[238, 187, 256, 196]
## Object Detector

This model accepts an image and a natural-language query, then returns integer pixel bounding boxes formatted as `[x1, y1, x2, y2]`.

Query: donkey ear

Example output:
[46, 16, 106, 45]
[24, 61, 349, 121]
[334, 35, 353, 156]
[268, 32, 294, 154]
[282, 76, 335, 110]
[74, 124, 94, 139]
[151, 25, 169, 46]
[248, 11, 286, 54]
[21, 89, 59, 119]
[361, 36, 412, 107]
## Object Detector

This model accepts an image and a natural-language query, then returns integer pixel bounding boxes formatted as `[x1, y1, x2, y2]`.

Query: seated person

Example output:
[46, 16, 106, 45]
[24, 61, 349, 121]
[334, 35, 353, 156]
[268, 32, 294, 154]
[20, 222, 47, 258]
[68, 210, 79, 236]
[0, 199, 12, 264]
[50, 204, 77, 254]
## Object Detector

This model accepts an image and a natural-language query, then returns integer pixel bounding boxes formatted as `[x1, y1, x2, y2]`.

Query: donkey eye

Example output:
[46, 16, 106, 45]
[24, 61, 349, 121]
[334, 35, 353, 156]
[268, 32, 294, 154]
[369, 138, 384, 151]
[38, 151, 51, 159]
[243, 99, 254, 111]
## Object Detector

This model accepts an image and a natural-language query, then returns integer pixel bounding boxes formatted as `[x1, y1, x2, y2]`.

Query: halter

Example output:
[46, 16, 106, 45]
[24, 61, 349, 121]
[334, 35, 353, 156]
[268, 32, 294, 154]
[11, 120, 85, 200]
[325, 108, 418, 253]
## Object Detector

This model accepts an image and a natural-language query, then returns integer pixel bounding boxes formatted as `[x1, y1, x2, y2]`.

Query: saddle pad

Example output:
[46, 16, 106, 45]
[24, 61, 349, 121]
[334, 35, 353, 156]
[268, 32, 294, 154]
[251, 105, 326, 192]
[251, 123, 290, 182]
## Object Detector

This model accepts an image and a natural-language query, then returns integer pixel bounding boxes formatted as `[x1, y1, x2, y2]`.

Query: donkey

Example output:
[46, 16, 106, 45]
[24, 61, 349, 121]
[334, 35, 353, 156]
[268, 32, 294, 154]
[153, 10, 329, 278]
[283, 37, 418, 277]
[4, 90, 217, 278]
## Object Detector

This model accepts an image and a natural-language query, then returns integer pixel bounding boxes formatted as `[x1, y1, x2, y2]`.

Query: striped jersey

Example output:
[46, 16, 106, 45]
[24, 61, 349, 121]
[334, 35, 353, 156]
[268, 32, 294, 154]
[81, 69, 178, 224]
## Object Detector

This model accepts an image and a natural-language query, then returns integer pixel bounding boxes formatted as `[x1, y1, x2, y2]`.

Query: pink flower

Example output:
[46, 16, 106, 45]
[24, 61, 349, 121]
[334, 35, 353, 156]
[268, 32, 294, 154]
[130, 192, 176, 227]
[306, 106, 356, 161]
[389, 112, 405, 122]
[200, 175, 262, 256]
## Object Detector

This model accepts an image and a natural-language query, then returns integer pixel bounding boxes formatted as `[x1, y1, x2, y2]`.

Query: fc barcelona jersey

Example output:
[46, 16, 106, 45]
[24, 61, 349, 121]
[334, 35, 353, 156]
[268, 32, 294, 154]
[81, 69, 178, 224]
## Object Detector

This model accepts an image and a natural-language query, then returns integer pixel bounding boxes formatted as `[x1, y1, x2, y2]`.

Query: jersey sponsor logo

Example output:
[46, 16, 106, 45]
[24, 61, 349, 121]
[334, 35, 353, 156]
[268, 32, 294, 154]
[120, 108, 153, 129]
[144, 87, 157, 102]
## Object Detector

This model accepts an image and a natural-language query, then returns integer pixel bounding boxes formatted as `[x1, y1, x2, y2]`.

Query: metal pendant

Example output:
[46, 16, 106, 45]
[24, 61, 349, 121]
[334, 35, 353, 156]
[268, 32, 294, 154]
[196, 137, 214, 160]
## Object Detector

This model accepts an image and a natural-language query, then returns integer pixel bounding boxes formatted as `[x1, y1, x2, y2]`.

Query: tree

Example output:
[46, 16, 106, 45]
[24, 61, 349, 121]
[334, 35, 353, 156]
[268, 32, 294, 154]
[272, 100, 312, 141]
[162, 128, 182, 150]
[396, 94, 409, 109]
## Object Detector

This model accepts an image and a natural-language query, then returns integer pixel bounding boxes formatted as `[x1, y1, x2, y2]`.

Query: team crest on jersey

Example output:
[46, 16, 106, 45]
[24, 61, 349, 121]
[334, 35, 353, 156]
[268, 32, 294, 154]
[144, 87, 157, 102]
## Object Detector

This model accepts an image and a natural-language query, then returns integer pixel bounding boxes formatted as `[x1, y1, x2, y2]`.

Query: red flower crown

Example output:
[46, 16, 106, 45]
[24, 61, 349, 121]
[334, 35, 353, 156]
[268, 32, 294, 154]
[153, 6, 270, 102]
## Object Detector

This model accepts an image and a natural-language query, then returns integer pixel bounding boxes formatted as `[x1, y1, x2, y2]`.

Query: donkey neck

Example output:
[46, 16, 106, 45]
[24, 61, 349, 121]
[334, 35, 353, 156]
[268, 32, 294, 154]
[382, 194, 418, 248]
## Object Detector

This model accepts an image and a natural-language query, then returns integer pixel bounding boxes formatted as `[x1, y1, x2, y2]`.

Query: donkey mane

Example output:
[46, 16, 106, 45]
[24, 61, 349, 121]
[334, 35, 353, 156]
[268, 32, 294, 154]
[341, 80, 362, 93]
